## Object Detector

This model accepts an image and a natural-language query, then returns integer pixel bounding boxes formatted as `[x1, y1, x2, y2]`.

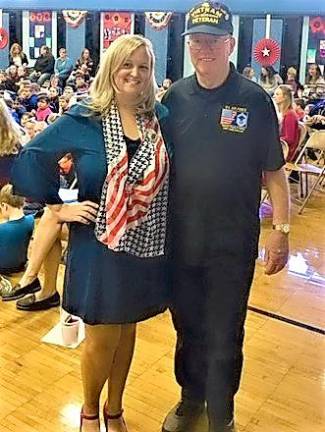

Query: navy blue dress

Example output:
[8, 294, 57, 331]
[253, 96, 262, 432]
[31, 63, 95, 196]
[11, 104, 170, 324]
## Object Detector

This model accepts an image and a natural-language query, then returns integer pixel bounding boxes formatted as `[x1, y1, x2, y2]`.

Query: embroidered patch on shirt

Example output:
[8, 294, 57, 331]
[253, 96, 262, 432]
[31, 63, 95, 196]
[219, 105, 249, 133]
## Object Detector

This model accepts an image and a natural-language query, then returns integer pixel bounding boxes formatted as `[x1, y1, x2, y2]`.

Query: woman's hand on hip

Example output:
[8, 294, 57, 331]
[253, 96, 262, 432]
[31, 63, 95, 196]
[50, 201, 99, 224]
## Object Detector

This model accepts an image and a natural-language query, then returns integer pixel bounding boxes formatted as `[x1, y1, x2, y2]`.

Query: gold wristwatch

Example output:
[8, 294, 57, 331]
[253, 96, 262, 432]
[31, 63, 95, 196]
[272, 223, 290, 234]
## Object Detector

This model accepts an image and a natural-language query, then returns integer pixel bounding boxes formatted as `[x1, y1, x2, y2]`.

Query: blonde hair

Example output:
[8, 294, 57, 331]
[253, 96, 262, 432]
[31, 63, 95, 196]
[88, 34, 156, 116]
[287, 67, 297, 77]
[0, 99, 22, 156]
[10, 43, 23, 57]
[0, 184, 24, 208]
[277, 85, 293, 113]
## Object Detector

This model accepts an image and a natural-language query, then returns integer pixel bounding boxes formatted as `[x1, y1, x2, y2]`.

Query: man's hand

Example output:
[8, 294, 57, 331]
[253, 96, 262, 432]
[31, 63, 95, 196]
[264, 230, 289, 275]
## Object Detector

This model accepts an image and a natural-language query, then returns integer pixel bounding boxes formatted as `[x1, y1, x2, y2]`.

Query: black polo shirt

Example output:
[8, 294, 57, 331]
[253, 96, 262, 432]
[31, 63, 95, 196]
[162, 64, 284, 266]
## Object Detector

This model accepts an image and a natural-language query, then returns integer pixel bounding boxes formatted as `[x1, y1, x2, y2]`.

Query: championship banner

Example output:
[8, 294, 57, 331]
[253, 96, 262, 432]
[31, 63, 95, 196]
[100, 12, 134, 53]
[22, 11, 57, 66]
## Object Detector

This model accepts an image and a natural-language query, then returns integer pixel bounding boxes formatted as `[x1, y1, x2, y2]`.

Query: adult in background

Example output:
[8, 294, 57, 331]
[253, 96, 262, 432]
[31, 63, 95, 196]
[258, 65, 283, 95]
[12, 34, 171, 432]
[54, 48, 74, 87]
[29, 45, 55, 86]
[274, 85, 299, 161]
[242, 66, 257, 82]
[161, 2, 289, 432]
[75, 48, 95, 76]
[9, 43, 28, 68]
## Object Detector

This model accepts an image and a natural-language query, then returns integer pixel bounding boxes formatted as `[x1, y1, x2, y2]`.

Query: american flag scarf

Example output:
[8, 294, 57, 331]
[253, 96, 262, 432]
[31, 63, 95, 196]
[94, 102, 170, 258]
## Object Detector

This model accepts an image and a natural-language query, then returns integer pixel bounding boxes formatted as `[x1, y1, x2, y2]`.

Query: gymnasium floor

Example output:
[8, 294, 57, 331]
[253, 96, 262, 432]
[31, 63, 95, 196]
[0, 191, 324, 432]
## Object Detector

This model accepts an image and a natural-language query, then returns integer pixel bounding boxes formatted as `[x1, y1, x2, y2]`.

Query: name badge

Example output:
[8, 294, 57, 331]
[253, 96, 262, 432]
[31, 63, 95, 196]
[219, 105, 249, 133]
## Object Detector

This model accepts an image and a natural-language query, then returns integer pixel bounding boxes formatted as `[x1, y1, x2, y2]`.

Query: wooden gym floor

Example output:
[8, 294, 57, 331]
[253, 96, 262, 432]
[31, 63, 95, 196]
[0, 190, 324, 432]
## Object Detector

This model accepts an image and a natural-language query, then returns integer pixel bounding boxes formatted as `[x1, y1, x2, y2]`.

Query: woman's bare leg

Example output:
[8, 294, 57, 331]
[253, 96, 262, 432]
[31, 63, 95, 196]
[81, 324, 122, 432]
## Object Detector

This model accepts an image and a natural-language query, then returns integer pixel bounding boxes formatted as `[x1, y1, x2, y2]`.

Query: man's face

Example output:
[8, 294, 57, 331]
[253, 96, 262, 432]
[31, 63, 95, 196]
[188, 33, 235, 77]
[59, 49, 67, 59]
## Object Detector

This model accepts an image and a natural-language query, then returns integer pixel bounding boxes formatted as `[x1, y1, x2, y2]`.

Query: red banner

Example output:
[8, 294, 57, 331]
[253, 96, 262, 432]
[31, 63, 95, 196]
[102, 12, 133, 49]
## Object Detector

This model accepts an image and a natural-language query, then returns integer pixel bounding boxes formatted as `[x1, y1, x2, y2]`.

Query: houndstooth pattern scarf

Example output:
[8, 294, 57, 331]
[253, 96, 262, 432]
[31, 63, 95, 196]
[94, 102, 170, 258]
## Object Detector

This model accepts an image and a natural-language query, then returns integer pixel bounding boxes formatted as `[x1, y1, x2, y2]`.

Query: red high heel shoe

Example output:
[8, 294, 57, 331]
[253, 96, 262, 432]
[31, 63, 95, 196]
[80, 407, 100, 431]
[103, 400, 128, 432]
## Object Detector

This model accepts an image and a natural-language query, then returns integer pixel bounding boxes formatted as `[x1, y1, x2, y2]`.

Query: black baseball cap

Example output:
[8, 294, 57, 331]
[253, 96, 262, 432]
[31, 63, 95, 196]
[182, 1, 233, 36]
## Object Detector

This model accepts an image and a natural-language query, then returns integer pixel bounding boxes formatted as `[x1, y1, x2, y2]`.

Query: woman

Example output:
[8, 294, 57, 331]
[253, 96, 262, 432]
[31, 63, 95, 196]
[75, 48, 95, 76]
[11, 34, 170, 432]
[0, 99, 22, 188]
[9, 43, 28, 68]
[259, 65, 283, 95]
[285, 66, 303, 97]
[304, 63, 325, 99]
[274, 84, 299, 161]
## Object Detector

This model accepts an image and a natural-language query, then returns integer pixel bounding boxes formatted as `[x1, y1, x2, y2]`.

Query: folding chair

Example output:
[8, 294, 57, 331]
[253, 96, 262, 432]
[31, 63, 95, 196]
[285, 130, 325, 214]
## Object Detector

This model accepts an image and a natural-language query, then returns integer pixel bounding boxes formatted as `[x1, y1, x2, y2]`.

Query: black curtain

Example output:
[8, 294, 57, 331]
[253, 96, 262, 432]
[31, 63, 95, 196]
[237, 16, 254, 73]
[167, 13, 185, 82]
[279, 16, 303, 79]
[7, 10, 23, 47]
[85, 12, 100, 70]
[57, 12, 66, 57]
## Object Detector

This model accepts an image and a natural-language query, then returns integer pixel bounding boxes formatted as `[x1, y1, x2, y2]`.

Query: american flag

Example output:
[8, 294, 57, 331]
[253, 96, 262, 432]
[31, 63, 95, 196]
[220, 108, 236, 125]
[101, 120, 169, 250]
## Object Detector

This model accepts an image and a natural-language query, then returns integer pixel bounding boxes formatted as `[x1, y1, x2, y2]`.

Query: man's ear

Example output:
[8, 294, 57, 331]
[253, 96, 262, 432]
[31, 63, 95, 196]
[229, 36, 236, 56]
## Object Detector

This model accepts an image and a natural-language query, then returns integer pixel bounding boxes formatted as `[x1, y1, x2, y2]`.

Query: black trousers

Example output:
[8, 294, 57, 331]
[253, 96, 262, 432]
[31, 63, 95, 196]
[170, 253, 256, 430]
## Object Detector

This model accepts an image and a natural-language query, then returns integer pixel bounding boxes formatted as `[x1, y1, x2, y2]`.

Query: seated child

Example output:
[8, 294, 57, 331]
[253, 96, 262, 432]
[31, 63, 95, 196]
[35, 94, 53, 122]
[0, 184, 34, 275]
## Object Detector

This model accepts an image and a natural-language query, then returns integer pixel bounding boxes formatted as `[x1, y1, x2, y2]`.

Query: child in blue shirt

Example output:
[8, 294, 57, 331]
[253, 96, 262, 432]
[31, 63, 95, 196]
[0, 184, 34, 274]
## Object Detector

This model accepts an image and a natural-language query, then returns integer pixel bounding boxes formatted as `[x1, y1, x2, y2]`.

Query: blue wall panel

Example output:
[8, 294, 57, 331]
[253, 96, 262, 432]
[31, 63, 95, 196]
[251, 18, 283, 78]
[145, 23, 168, 86]
[66, 20, 86, 65]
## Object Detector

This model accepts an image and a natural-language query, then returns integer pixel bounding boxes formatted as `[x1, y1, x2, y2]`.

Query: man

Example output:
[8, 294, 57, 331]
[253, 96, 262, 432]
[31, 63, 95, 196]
[29, 45, 55, 87]
[54, 48, 74, 86]
[161, 2, 290, 432]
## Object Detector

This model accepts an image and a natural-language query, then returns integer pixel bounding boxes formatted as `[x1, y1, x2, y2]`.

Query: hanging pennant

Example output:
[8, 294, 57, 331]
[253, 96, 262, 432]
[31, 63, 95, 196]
[0, 27, 8, 49]
[253, 38, 281, 67]
[145, 12, 172, 31]
[62, 10, 87, 28]
[102, 12, 133, 50]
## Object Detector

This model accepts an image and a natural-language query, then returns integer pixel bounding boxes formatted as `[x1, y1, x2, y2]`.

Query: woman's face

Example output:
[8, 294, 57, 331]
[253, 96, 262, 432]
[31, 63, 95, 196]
[83, 49, 90, 59]
[274, 88, 285, 105]
[13, 44, 21, 55]
[261, 67, 267, 76]
[114, 46, 151, 101]
[308, 64, 317, 76]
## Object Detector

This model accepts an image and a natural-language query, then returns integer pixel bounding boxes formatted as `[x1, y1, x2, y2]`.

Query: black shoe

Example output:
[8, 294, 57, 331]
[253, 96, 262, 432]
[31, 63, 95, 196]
[162, 399, 205, 432]
[16, 291, 60, 311]
[2, 278, 41, 301]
